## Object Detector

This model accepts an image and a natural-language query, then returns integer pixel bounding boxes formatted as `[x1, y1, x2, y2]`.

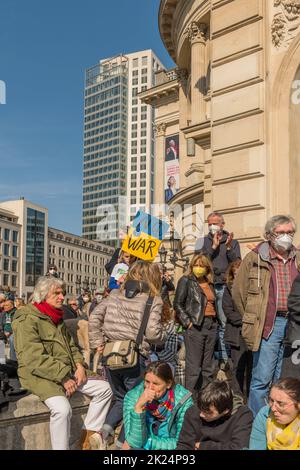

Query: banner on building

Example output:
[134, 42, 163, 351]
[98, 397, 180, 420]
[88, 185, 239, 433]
[165, 134, 180, 203]
[122, 210, 169, 261]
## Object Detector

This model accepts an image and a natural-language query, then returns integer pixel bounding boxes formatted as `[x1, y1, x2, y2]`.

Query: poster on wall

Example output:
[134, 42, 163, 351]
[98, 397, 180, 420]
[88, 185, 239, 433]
[164, 134, 180, 203]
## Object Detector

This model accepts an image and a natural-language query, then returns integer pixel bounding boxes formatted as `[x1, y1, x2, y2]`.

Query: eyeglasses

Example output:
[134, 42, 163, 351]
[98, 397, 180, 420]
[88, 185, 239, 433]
[266, 397, 296, 412]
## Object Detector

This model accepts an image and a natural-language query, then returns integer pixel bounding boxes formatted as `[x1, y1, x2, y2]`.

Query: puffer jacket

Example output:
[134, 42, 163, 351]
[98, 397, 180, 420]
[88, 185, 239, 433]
[124, 381, 193, 450]
[12, 304, 85, 401]
[173, 275, 217, 329]
[232, 242, 300, 352]
[89, 287, 166, 357]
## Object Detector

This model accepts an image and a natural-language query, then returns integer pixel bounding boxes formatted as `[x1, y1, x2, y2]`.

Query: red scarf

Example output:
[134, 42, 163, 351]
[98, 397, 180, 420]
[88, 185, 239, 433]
[34, 302, 64, 325]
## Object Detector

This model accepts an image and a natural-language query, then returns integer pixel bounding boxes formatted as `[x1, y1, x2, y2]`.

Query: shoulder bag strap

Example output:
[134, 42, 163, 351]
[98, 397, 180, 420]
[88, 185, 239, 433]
[135, 296, 155, 347]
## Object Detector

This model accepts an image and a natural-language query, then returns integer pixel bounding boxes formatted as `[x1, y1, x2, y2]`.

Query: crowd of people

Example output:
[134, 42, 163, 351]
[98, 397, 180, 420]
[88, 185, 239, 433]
[1, 212, 300, 451]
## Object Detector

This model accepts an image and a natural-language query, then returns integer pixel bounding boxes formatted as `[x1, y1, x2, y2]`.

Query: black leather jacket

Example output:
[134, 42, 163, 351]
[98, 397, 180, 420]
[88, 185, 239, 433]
[174, 275, 218, 329]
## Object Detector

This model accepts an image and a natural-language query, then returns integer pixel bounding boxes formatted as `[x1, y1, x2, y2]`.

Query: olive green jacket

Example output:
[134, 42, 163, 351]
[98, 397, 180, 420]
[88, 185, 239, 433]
[232, 243, 300, 352]
[12, 304, 85, 401]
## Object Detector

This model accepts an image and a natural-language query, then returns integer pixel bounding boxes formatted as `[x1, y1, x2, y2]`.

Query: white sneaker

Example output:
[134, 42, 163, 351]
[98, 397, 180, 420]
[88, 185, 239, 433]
[89, 432, 108, 450]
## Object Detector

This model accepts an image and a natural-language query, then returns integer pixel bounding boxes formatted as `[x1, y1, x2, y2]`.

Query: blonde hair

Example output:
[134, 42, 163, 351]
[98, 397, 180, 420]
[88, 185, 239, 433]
[123, 260, 162, 296]
[187, 253, 214, 284]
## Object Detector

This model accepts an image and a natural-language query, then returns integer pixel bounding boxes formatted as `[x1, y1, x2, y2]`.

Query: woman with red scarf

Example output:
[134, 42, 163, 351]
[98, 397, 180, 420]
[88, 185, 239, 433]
[123, 361, 193, 450]
[12, 276, 112, 450]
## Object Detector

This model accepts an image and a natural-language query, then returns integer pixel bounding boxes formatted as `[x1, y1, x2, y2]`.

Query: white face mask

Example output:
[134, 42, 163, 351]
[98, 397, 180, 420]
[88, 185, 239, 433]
[95, 295, 102, 303]
[272, 234, 294, 252]
[83, 297, 89, 303]
[209, 224, 221, 235]
[49, 269, 56, 275]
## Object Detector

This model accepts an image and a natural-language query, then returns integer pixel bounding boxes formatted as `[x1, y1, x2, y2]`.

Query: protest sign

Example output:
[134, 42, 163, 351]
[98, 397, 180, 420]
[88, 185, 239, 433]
[122, 210, 169, 261]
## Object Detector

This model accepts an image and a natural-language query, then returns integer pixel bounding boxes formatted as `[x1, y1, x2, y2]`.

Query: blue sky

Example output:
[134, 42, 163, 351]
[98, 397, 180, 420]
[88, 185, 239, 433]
[0, 0, 174, 235]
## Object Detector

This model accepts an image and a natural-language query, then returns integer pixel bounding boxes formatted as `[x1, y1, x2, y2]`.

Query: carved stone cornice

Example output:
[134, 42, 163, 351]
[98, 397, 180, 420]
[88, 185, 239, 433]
[176, 68, 189, 88]
[272, 0, 300, 49]
[185, 22, 207, 45]
[154, 122, 167, 137]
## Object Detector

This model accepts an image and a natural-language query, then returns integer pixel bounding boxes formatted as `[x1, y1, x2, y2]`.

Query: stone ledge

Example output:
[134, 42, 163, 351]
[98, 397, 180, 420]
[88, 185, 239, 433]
[0, 393, 90, 450]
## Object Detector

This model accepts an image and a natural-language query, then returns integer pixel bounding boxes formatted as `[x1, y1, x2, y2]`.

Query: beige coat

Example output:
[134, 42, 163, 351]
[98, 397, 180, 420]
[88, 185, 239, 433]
[88, 289, 166, 357]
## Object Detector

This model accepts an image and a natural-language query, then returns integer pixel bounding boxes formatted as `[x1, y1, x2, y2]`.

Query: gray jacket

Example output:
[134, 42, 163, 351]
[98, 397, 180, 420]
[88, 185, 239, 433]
[89, 289, 166, 357]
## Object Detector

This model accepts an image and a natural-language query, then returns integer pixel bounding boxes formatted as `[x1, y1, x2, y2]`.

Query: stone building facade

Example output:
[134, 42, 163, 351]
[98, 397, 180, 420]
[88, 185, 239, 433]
[48, 227, 113, 296]
[141, 0, 300, 268]
[0, 207, 21, 293]
[0, 198, 114, 299]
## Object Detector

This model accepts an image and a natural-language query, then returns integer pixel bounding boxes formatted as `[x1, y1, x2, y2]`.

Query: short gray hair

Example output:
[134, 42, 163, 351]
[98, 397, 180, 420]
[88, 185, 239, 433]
[264, 215, 297, 236]
[32, 276, 65, 303]
[207, 212, 225, 223]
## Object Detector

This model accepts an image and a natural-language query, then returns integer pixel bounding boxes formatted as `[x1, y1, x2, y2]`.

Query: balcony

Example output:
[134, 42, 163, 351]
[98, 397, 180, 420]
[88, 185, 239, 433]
[155, 68, 179, 86]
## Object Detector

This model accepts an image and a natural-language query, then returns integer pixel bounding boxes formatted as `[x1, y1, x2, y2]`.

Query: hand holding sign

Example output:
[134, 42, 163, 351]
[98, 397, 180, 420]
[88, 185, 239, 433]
[122, 210, 169, 261]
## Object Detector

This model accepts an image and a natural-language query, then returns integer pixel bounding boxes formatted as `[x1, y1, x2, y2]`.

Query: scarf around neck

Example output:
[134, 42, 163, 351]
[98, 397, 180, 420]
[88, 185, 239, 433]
[267, 412, 300, 450]
[34, 302, 64, 325]
[145, 388, 175, 422]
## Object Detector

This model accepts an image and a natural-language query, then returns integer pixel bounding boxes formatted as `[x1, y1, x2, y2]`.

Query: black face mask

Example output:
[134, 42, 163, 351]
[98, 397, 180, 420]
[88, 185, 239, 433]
[124, 280, 149, 298]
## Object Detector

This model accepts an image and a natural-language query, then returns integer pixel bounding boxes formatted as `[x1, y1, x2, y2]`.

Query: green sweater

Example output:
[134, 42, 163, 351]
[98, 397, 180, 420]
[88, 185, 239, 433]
[124, 381, 193, 450]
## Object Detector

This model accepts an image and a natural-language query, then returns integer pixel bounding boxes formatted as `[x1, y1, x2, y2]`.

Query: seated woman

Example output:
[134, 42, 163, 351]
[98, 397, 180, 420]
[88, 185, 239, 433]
[123, 361, 193, 450]
[177, 380, 253, 450]
[249, 377, 300, 450]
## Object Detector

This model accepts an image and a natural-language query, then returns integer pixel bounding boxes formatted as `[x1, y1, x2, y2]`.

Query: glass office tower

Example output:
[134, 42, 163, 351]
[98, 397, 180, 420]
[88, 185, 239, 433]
[82, 55, 128, 245]
[82, 51, 164, 246]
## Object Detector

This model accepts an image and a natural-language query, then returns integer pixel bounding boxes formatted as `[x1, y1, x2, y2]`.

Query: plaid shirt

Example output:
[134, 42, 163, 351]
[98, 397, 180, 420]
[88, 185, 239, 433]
[269, 246, 295, 311]
[154, 321, 178, 365]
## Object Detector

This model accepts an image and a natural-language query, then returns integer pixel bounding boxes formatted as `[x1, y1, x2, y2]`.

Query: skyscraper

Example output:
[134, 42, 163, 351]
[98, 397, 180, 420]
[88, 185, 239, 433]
[82, 50, 164, 245]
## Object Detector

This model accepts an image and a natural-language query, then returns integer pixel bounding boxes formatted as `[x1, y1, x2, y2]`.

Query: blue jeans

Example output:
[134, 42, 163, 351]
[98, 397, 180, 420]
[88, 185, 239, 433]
[103, 356, 146, 444]
[214, 284, 230, 361]
[248, 316, 287, 416]
[9, 334, 17, 361]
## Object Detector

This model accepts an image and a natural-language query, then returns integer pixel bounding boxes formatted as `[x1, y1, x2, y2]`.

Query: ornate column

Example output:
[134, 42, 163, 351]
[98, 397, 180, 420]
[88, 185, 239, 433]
[186, 22, 207, 124]
[154, 123, 167, 205]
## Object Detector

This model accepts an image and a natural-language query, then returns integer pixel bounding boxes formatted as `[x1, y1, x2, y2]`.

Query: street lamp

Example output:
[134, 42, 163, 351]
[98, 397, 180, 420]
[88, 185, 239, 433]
[158, 245, 167, 271]
[168, 228, 190, 270]
[75, 277, 81, 296]
[82, 277, 89, 291]
[90, 279, 96, 295]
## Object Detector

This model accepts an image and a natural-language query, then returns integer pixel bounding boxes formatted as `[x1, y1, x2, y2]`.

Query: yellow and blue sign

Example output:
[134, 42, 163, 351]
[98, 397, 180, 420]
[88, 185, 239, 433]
[122, 210, 169, 261]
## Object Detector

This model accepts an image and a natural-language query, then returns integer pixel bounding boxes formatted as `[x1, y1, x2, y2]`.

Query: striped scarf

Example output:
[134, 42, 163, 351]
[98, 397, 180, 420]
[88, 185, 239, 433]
[145, 388, 175, 421]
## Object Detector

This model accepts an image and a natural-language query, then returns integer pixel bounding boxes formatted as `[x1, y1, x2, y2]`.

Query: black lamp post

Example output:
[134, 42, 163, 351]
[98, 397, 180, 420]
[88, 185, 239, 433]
[82, 277, 89, 292]
[158, 245, 167, 271]
[90, 279, 96, 295]
[167, 228, 190, 270]
[75, 277, 81, 296]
